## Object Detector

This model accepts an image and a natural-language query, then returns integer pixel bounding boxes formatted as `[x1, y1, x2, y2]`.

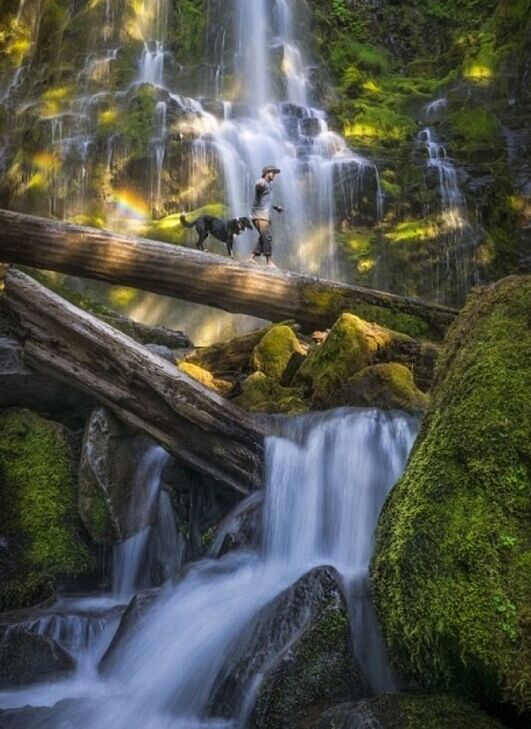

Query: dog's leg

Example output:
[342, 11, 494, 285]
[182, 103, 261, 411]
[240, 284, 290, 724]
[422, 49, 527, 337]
[226, 235, 234, 257]
[196, 230, 207, 251]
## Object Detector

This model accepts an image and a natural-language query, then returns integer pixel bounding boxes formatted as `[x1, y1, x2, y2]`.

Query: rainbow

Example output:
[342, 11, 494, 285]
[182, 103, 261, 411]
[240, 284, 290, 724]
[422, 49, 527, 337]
[114, 189, 149, 220]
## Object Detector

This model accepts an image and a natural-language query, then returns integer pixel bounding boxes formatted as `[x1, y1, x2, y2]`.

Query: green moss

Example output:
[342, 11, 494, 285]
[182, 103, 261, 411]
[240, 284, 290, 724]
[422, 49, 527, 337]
[250, 325, 306, 381]
[85, 486, 114, 544]
[121, 84, 157, 153]
[351, 304, 431, 340]
[234, 372, 309, 416]
[357, 693, 507, 729]
[0, 409, 93, 610]
[372, 276, 531, 713]
[341, 363, 429, 413]
[342, 102, 417, 144]
[448, 107, 502, 152]
[178, 361, 232, 395]
[295, 313, 412, 408]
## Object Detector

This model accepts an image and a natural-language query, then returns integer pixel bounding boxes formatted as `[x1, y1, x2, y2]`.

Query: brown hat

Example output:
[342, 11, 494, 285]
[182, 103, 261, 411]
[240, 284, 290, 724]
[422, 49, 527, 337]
[262, 165, 281, 176]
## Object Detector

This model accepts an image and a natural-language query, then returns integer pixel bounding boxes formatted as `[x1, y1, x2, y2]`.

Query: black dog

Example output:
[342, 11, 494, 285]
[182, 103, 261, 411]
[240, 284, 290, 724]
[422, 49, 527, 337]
[180, 214, 252, 257]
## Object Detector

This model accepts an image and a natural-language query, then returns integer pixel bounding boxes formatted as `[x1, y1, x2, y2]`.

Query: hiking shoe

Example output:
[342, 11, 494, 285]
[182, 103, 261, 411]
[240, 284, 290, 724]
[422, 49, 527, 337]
[266, 259, 278, 269]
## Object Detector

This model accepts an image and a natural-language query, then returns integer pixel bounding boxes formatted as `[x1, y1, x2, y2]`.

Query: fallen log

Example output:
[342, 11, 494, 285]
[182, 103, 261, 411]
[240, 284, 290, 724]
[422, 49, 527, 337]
[1, 269, 265, 494]
[0, 209, 457, 338]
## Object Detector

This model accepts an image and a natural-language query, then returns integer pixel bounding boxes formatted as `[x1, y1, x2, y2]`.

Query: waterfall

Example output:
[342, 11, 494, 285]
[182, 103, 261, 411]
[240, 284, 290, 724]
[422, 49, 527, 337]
[112, 445, 184, 598]
[0, 408, 418, 725]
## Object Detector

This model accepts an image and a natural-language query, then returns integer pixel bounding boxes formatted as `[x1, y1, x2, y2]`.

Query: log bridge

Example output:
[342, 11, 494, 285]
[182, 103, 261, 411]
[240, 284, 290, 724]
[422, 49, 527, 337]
[0, 210, 458, 493]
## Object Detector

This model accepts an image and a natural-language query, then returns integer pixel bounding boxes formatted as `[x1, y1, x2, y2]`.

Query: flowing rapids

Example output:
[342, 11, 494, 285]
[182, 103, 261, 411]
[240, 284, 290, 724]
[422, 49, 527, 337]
[0, 408, 418, 727]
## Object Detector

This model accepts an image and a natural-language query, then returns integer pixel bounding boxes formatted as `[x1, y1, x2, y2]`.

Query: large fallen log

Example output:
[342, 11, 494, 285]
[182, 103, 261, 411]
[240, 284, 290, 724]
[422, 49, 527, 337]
[1, 269, 264, 494]
[0, 209, 457, 338]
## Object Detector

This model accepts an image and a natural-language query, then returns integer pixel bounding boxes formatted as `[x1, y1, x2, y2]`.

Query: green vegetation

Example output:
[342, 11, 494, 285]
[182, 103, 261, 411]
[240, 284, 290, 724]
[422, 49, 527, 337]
[372, 276, 531, 713]
[0, 409, 93, 611]
[235, 372, 308, 416]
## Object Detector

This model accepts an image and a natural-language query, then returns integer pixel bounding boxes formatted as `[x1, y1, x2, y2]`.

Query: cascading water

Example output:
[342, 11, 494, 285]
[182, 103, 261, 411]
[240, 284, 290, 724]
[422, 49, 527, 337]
[0, 408, 418, 727]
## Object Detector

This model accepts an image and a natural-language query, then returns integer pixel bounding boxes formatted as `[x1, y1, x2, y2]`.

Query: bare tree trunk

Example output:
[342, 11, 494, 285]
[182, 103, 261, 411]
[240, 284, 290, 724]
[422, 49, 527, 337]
[1, 269, 265, 494]
[0, 210, 457, 337]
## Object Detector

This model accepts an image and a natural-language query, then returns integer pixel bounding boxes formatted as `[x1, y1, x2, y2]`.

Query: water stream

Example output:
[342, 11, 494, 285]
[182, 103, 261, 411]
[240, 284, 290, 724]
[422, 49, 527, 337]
[0, 408, 418, 726]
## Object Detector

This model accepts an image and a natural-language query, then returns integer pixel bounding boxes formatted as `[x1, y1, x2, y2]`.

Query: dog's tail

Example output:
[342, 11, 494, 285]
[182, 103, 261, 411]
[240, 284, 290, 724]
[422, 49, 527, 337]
[180, 214, 196, 228]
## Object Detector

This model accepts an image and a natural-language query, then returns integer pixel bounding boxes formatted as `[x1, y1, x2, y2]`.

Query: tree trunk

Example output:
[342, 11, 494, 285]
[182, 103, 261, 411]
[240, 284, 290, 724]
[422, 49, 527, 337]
[0, 210, 457, 338]
[1, 269, 265, 494]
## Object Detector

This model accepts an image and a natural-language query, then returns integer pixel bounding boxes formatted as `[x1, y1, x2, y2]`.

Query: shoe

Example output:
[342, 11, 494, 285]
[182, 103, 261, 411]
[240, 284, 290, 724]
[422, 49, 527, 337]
[266, 259, 278, 269]
[248, 255, 258, 264]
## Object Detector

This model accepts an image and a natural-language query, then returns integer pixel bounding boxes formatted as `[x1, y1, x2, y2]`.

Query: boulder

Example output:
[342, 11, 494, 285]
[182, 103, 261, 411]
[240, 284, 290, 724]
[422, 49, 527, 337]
[250, 324, 307, 381]
[234, 372, 309, 415]
[0, 627, 75, 687]
[0, 409, 93, 612]
[338, 363, 429, 413]
[210, 566, 369, 727]
[318, 694, 507, 729]
[294, 314, 416, 409]
[372, 276, 531, 715]
[78, 408, 156, 544]
[99, 587, 160, 675]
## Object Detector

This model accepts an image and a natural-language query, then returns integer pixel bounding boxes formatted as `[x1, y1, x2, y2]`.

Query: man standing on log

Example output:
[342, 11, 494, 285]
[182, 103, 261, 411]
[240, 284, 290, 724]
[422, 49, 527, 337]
[249, 166, 283, 267]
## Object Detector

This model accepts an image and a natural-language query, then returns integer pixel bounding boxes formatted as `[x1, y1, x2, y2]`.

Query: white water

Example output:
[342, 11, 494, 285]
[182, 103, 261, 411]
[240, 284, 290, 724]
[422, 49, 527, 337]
[112, 445, 184, 598]
[0, 408, 418, 726]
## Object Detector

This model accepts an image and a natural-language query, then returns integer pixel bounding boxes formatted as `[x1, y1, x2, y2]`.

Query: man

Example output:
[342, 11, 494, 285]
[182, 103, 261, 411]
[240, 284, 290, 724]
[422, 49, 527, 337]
[249, 165, 284, 267]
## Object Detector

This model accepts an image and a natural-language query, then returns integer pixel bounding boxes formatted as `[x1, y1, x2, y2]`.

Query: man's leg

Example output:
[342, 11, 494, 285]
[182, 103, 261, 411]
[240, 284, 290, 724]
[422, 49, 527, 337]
[251, 219, 265, 259]
[260, 221, 274, 265]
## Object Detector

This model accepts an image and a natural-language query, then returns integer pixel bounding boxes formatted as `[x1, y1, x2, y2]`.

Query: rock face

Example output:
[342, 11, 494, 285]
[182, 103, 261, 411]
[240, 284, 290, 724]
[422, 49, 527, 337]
[372, 276, 531, 715]
[210, 566, 369, 727]
[0, 627, 75, 687]
[318, 694, 507, 729]
[78, 407, 156, 544]
[0, 408, 93, 612]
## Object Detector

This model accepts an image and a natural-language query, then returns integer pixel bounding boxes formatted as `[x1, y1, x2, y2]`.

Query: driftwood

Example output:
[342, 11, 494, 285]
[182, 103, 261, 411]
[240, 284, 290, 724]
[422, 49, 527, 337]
[0, 209, 457, 337]
[1, 269, 264, 494]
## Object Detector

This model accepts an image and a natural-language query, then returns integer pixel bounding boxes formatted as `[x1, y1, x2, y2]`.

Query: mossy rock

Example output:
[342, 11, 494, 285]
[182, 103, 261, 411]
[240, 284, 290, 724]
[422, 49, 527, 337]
[371, 276, 531, 714]
[319, 693, 507, 729]
[178, 361, 232, 395]
[250, 325, 307, 381]
[0, 409, 94, 611]
[234, 372, 309, 416]
[339, 363, 429, 413]
[294, 313, 413, 409]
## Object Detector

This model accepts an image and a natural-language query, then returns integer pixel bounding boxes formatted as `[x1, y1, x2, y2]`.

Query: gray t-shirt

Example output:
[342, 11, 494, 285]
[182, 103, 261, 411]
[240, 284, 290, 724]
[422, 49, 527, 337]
[251, 178, 272, 221]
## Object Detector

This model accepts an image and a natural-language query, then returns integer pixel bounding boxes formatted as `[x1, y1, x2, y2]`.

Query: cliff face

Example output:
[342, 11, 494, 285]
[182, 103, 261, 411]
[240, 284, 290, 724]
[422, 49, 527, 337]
[0, 0, 528, 315]
[310, 0, 530, 303]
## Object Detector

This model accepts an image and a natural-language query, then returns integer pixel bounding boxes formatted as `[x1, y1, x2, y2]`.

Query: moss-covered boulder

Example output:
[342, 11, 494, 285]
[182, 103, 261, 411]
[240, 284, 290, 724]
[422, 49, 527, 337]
[318, 694, 507, 729]
[338, 363, 429, 413]
[0, 409, 94, 611]
[371, 276, 531, 714]
[234, 372, 309, 415]
[250, 324, 307, 381]
[178, 361, 232, 395]
[294, 313, 414, 409]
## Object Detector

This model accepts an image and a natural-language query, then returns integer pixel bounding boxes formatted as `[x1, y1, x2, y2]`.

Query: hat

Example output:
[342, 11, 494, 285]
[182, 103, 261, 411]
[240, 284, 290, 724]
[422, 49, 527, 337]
[262, 165, 281, 176]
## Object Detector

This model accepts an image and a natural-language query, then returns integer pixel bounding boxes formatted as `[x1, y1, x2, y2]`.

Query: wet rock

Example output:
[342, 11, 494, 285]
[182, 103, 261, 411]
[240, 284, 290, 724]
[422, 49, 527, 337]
[210, 566, 369, 727]
[99, 587, 160, 675]
[209, 491, 264, 557]
[144, 343, 177, 363]
[300, 117, 322, 137]
[0, 627, 75, 687]
[78, 407, 155, 544]
[318, 694, 507, 729]
[0, 698, 95, 729]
